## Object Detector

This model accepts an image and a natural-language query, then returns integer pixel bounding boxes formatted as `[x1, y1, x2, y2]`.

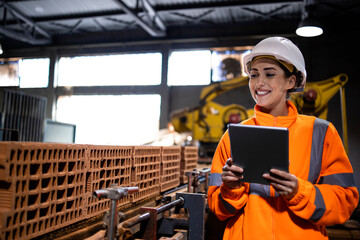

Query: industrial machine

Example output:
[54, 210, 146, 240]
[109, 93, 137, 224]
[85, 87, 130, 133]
[292, 73, 349, 152]
[170, 76, 252, 158]
[170, 73, 349, 158]
[90, 169, 210, 240]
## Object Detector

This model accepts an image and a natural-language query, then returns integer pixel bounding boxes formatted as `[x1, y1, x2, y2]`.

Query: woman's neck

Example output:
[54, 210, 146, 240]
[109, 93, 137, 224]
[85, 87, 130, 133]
[260, 101, 289, 117]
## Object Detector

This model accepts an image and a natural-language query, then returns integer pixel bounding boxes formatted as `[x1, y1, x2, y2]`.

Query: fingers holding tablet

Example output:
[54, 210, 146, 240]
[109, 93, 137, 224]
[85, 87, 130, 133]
[222, 158, 244, 188]
[263, 168, 299, 200]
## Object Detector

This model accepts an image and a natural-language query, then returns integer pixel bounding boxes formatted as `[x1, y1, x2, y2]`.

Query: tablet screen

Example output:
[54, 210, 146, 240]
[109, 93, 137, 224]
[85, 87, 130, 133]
[228, 124, 289, 185]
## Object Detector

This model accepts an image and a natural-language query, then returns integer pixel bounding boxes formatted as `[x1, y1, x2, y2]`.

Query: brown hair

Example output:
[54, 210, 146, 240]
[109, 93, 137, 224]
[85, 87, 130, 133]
[278, 63, 304, 97]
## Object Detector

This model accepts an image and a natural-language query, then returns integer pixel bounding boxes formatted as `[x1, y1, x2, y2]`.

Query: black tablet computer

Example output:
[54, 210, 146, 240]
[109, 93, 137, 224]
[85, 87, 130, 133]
[228, 123, 289, 185]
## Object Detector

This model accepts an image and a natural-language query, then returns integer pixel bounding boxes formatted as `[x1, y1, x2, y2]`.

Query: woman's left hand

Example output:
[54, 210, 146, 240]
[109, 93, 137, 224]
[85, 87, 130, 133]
[262, 169, 299, 200]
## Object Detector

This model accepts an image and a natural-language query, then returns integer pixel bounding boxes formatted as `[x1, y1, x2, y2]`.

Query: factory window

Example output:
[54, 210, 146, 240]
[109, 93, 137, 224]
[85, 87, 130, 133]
[56, 94, 161, 145]
[0, 58, 49, 88]
[211, 49, 251, 82]
[57, 53, 162, 86]
[167, 50, 211, 86]
[19, 58, 50, 88]
[0, 59, 19, 87]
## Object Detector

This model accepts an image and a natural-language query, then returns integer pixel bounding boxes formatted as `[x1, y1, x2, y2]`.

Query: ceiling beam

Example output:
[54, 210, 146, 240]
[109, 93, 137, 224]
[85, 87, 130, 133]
[142, 0, 166, 31]
[0, 0, 302, 45]
[113, 0, 166, 37]
[2, 1, 302, 23]
[0, 0, 51, 44]
[241, 4, 294, 21]
[0, 26, 50, 44]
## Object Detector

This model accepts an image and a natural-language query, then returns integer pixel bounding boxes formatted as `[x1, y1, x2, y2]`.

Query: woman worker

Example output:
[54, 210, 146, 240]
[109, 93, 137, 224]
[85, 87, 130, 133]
[207, 36, 359, 239]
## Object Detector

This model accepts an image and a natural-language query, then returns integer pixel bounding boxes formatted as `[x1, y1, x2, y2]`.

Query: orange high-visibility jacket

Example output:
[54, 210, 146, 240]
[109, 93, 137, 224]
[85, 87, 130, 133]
[208, 101, 359, 240]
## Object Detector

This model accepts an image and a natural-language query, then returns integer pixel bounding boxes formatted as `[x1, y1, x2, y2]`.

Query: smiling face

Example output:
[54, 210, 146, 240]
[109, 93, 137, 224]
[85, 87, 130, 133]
[249, 57, 295, 117]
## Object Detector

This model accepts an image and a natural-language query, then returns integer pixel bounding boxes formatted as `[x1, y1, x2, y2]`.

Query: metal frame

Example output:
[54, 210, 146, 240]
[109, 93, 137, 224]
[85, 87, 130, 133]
[114, 0, 166, 37]
[0, 0, 303, 45]
[0, 0, 51, 44]
[117, 192, 206, 240]
[93, 186, 139, 240]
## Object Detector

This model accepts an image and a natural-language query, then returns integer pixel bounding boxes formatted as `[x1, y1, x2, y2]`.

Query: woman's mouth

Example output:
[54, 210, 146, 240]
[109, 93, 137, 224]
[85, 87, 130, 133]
[256, 90, 271, 96]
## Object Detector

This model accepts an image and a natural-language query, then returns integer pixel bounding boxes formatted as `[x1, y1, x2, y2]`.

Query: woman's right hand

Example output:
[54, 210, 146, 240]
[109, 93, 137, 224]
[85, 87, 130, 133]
[221, 158, 244, 189]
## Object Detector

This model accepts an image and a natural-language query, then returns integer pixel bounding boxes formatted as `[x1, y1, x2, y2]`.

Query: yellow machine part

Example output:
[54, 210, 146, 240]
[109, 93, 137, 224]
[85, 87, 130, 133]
[291, 73, 348, 119]
[183, 102, 251, 143]
[291, 73, 348, 151]
[170, 76, 252, 144]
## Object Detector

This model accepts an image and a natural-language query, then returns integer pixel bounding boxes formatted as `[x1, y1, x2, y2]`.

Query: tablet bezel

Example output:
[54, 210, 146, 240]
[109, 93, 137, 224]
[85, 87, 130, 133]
[228, 123, 289, 185]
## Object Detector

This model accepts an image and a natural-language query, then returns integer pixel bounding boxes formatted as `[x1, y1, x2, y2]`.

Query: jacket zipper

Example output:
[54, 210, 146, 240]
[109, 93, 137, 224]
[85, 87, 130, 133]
[271, 198, 276, 240]
[272, 116, 277, 239]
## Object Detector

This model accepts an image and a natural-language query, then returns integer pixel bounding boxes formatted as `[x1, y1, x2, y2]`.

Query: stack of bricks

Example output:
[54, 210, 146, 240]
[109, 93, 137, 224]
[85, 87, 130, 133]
[85, 145, 132, 218]
[0, 142, 87, 240]
[160, 146, 181, 192]
[131, 146, 161, 202]
[180, 146, 199, 184]
[0, 142, 198, 240]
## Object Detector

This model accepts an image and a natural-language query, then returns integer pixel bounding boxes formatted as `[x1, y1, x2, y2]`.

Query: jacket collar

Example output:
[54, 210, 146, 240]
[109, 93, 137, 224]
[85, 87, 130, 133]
[254, 101, 298, 128]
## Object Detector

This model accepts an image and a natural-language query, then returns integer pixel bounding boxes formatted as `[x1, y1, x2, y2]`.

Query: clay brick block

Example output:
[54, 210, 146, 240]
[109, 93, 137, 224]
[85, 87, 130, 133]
[131, 146, 161, 202]
[180, 146, 198, 184]
[160, 146, 181, 192]
[0, 142, 87, 240]
[85, 145, 132, 218]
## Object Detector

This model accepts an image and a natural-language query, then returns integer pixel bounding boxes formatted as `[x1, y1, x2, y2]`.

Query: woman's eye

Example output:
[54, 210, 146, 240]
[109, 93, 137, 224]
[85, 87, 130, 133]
[266, 73, 275, 77]
[250, 73, 258, 78]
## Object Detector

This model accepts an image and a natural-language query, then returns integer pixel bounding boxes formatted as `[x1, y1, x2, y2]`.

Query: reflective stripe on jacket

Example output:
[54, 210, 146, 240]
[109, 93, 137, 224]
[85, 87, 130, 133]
[207, 101, 359, 240]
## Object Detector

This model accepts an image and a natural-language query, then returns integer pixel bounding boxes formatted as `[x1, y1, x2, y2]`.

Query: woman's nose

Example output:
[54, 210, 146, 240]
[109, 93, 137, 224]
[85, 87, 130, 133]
[256, 75, 266, 86]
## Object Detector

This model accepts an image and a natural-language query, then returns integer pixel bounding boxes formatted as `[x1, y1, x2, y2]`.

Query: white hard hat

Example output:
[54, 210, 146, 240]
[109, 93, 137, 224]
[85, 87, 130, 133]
[243, 36, 306, 92]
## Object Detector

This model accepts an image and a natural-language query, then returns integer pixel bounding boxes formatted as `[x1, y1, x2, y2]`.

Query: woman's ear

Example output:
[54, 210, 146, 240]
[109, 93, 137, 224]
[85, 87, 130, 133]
[287, 75, 296, 90]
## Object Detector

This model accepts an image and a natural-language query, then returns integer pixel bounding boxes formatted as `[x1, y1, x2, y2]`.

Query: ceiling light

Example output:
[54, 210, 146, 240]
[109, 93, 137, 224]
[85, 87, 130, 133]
[296, 18, 323, 37]
[296, 0, 323, 37]
[0, 44, 3, 55]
